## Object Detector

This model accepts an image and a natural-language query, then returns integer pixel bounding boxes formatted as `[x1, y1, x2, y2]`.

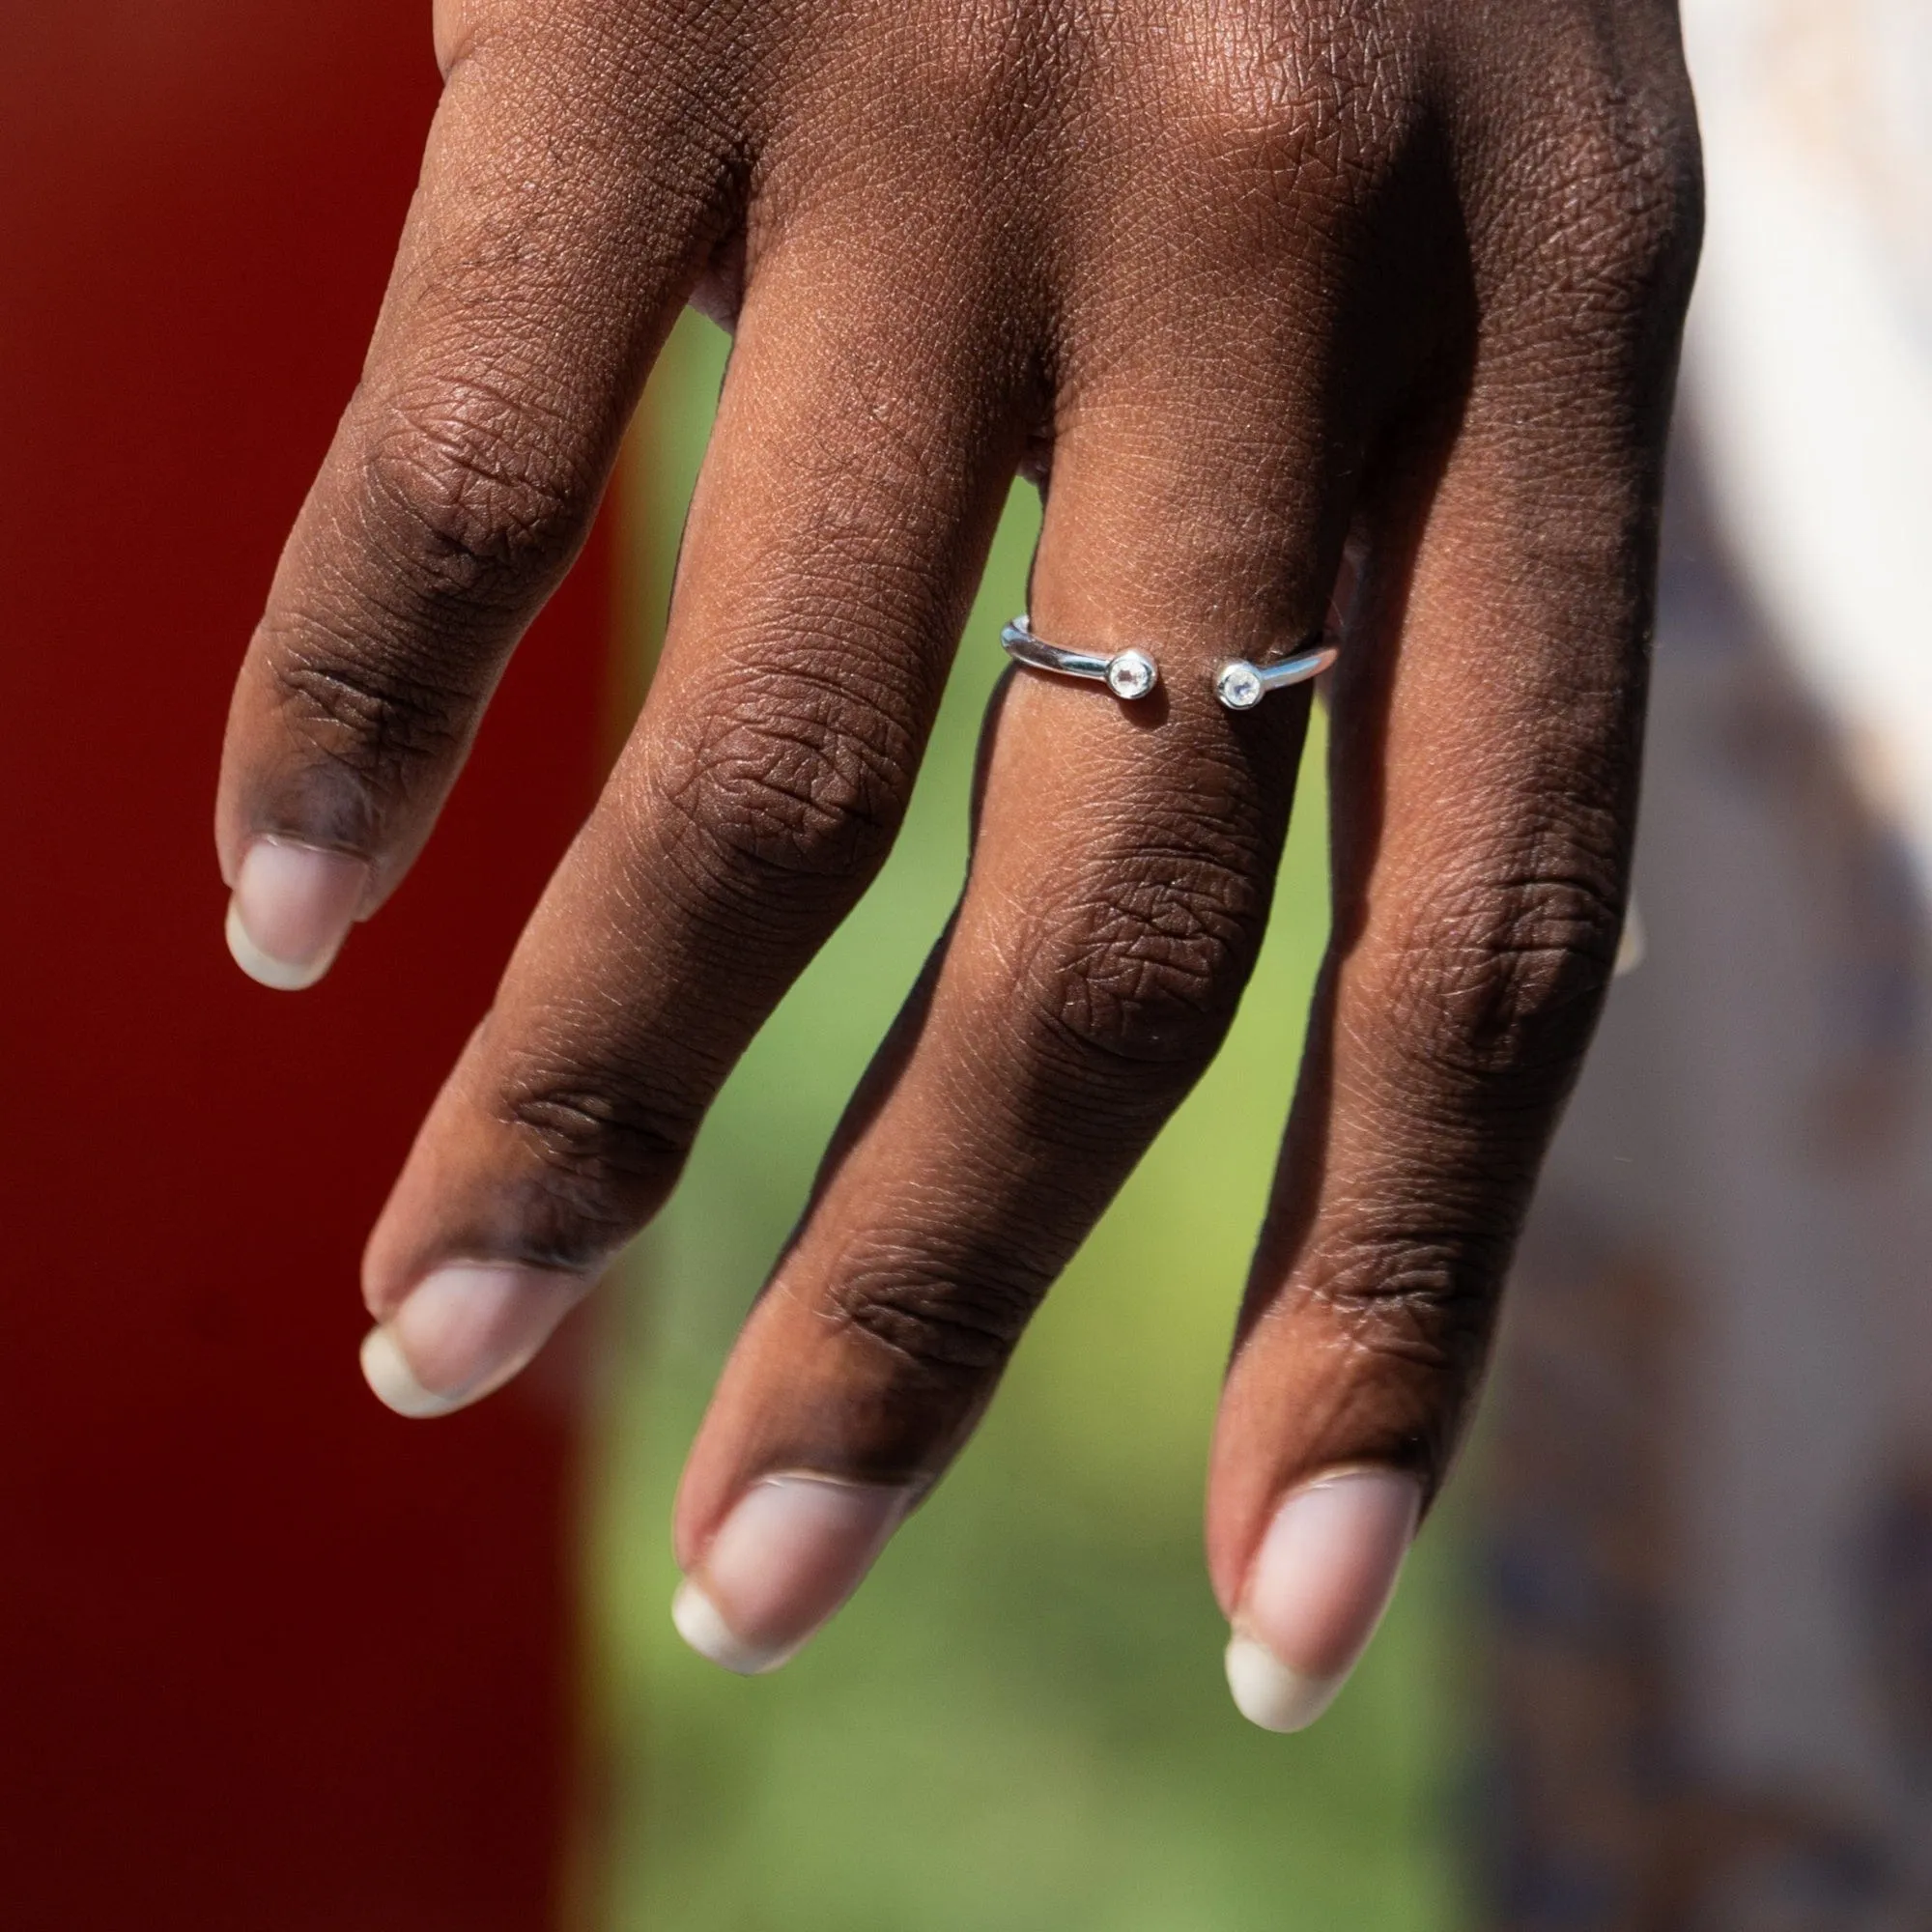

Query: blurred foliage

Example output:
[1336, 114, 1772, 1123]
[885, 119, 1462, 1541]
[581, 311, 1469, 1932]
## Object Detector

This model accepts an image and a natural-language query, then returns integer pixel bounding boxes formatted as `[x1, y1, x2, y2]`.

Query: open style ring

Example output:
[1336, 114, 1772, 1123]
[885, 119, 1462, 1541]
[1212, 642, 1339, 711]
[1001, 615, 1159, 701]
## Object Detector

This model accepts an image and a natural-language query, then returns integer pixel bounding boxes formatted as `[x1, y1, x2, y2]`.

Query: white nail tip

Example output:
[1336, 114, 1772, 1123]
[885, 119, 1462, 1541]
[671, 1579, 795, 1676]
[358, 1326, 460, 1419]
[1224, 1634, 1345, 1733]
[224, 898, 335, 990]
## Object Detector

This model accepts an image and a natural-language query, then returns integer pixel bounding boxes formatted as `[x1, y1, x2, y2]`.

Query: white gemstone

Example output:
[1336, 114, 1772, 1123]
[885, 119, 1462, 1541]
[1216, 662, 1264, 710]
[1106, 650, 1157, 699]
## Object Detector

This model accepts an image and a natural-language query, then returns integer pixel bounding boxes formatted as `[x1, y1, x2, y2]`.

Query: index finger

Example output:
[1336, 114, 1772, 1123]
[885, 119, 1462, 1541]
[214, 3, 739, 984]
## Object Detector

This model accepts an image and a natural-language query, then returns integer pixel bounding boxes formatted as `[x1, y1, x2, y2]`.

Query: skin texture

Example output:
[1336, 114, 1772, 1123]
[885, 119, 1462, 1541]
[216, 0, 1702, 1682]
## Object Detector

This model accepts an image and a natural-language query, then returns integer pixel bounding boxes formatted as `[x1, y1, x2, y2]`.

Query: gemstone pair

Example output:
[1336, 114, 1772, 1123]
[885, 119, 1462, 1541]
[1000, 615, 1336, 711]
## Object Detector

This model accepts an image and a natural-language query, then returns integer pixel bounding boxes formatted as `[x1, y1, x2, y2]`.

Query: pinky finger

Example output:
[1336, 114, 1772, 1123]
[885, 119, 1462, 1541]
[1211, 317, 1687, 1731]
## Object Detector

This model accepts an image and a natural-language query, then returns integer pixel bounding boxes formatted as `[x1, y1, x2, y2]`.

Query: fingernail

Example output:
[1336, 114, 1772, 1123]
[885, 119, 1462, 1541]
[224, 838, 369, 990]
[672, 1477, 912, 1675]
[358, 1264, 585, 1419]
[1225, 1468, 1421, 1733]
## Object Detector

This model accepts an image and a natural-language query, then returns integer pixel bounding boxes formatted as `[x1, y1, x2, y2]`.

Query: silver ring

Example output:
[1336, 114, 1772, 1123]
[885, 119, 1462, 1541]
[1002, 615, 1159, 701]
[1213, 642, 1338, 711]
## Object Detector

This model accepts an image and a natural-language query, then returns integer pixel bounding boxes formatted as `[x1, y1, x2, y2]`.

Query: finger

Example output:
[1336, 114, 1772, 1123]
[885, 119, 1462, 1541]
[667, 318, 1375, 1670]
[214, 3, 740, 986]
[356, 233, 1026, 1415]
[1208, 85, 1702, 1727]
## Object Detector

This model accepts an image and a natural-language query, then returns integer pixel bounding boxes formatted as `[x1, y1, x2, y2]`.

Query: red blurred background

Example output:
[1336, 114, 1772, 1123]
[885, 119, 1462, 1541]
[0, 8, 605, 1925]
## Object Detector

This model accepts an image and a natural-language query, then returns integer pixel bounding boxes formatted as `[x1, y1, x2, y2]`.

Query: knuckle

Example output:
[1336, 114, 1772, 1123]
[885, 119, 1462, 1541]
[1318, 1219, 1507, 1354]
[363, 383, 599, 612]
[1299, 1224, 1502, 1474]
[1167, 9, 1413, 212]
[655, 666, 918, 912]
[265, 632, 475, 812]
[828, 1245, 1045, 1385]
[1575, 130, 1701, 307]
[1397, 842, 1626, 1089]
[497, 1053, 698, 1255]
[1528, 63, 1705, 325]
[1029, 826, 1271, 1072]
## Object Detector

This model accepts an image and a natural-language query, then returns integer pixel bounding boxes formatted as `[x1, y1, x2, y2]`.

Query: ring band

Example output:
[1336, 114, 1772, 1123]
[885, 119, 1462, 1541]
[1002, 614, 1335, 709]
[1002, 615, 1159, 701]
[1213, 643, 1338, 711]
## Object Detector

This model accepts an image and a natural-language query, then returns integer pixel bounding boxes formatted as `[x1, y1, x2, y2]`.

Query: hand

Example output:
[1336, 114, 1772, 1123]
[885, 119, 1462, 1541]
[215, 0, 1699, 1728]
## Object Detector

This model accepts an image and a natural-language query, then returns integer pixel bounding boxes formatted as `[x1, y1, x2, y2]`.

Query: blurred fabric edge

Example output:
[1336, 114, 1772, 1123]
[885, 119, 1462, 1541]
[0, 10, 609, 1927]
[1486, 3, 1932, 1923]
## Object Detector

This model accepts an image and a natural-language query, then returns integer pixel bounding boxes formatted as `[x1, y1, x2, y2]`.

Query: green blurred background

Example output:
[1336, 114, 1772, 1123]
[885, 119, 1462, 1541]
[579, 311, 1471, 1931]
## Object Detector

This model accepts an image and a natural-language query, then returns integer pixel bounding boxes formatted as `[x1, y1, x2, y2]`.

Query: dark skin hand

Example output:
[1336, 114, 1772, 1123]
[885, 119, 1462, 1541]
[216, 0, 1700, 1726]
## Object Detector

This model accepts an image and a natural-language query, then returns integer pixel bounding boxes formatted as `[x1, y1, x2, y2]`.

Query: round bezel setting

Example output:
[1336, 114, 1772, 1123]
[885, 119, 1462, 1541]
[1214, 661, 1264, 711]
[1105, 648, 1159, 700]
